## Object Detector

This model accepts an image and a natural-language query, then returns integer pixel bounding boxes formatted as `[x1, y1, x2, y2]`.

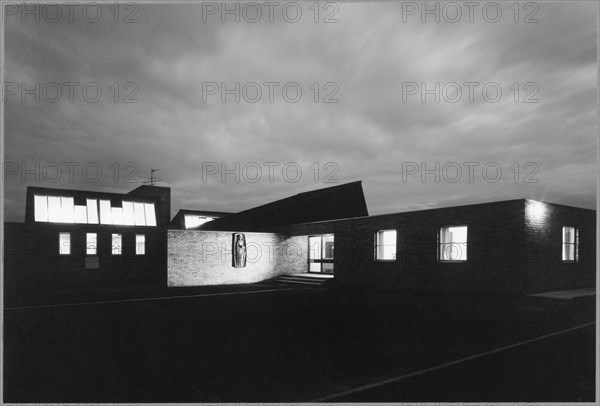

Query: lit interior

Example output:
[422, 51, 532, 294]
[136, 234, 146, 255]
[440, 225, 468, 261]
[376, 230, 397, 260]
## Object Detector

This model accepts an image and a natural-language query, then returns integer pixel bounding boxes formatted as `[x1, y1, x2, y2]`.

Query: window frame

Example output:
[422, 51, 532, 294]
[135, 234, 146, 255]
[86, 232, 98, 256]
[562, 226, 579, 263]
[111, 233, 122, 255]
[59, 232, 71, 255]
[438, 225, 468, 262]
[374, 229, 397, 262]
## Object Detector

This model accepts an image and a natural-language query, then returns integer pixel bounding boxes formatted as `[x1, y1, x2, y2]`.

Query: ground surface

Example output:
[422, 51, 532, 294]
[3, 283, 597, 402]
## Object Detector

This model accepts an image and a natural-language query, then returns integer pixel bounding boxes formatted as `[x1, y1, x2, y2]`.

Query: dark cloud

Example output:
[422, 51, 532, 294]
[3, 2, 597, 221]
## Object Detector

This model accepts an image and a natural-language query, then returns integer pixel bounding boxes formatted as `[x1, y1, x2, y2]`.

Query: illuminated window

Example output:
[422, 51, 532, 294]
[112, 234, 122, 255]
[74, 205, 87, 224]
[133, 202, 146, 226]
[184, 215, 215, 229]
[34, 195, 49, 222]
[122, 201, 135, 225]
[86, 199, 99, 224]
[86, 233, 97, 255]
[99, 200, 112, 224]
[136, 234, 145, 255]
[375, 230, 397, 261]
[59, 232, 71, 255]
[60, 197, 75, 223]
[440, 226, 468, 261]
[112, 207, 124, 225]
[144, 203, 157, 226]
[562, 227, 578, 262]
[48, 196, 61, 222]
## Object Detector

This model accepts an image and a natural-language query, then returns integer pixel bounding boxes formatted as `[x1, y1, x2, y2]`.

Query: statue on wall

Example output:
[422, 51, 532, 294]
[232, 233, 247, 268]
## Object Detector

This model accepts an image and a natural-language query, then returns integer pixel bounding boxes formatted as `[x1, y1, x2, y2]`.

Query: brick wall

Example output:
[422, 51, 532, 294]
[523, 200, 596, 293]
[288, 200, 529, 294]
[167, 230, 307, 286]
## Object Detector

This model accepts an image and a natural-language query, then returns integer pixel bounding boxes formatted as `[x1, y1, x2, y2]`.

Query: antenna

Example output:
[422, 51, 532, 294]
[142, 168, 163, 188]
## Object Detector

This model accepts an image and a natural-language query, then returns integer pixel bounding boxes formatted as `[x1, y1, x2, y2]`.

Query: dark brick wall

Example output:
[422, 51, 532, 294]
[289, 200, 530, 294]
[4, 222, 166, 294]
[167, 231, 307, 286]
[523, 200, 596, 293]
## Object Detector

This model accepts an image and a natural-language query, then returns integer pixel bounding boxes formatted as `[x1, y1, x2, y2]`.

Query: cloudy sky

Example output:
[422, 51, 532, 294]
[3, 1, 598, 222]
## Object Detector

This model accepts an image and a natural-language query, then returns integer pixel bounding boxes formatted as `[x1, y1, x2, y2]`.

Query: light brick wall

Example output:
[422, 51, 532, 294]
[167, 230, 307, 286]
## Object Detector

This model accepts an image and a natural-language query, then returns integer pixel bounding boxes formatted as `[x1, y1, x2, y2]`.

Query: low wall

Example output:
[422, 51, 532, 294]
[167, 230, 307, 286]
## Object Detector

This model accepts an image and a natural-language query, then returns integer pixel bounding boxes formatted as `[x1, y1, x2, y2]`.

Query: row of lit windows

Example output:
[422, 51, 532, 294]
[34, 195, 157, 226]
[375, 226, 579, 262]
[59, 232, 145, 256]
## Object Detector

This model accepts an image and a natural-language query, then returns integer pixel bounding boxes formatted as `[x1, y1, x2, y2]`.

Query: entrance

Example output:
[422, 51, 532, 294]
[308, 234, 334, 274]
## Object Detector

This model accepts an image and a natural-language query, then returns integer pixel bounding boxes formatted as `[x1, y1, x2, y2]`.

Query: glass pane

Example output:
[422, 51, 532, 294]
[309, 262, 321, 272]
[99, 200, 112, 224]
[86, 199, 98, 224]
[322, 263, 334, 273]
[136, 234, 145, 255]
[145, 203, 157, 226]
[133, 202, 146, 226]
[34, 195, 48, 222]
[112, 207, 124, 225]
[112, 234, 122, 255]
[74, 205, 87, 224]
[440, 226, 467, 261]
[309, 237, 321, 260]
[86, 233, 97, 255]
[322, 235, 334, 259]
[60, 197, 75, 223]
[48, 196, 61, 222]
[59, 232, 70, 255]
[123, 201, 135, 225]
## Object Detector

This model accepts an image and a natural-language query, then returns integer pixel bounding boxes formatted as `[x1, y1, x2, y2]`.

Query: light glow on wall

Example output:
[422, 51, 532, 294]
[184, 215, 216, 229]
[526, 200, 547, 222]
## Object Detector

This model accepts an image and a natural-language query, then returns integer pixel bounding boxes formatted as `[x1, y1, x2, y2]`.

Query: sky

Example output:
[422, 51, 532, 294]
[3, 1, 598, 222]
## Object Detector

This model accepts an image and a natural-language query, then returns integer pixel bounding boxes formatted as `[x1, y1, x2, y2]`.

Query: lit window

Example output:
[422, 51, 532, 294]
[99, 200, 112, 224]
[86, 233, 97, 255]
[133, 202, 146, 226]
[74, 205, 87, 224]
[122, 201, 135, 225]
[375, 230, 397, 261]
[562, 226, 578, 262]
[184, 215, 215, 229]
[86, 199, 99, 224]
[136, 234, 145, 255]
[144, 203, 157, 226]
[440, 226, 468, 261]
[112, 234, 122, 255]
[34, 195, 49, 222]
[59, 232, 71, 255]
[48, 196, 61, 222]
[112, 207, 124, 225]
[60, 197, 75, 223]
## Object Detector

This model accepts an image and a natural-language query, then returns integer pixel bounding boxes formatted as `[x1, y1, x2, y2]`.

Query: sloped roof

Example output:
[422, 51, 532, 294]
[200, 181, 369, 232]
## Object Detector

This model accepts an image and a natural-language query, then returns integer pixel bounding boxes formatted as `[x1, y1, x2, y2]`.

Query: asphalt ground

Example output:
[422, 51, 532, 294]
[3, 285, 596, 403]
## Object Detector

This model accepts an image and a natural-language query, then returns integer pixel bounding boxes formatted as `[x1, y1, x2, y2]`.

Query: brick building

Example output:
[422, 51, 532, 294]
[4, 181, 596, 296]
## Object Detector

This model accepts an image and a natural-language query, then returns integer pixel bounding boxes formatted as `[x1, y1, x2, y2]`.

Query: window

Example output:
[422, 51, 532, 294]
[136, 234, 145, 255]
[308, 234, 334, 273]
[86, 199, 99, 224]
[74, 205, 87, 224]
[375, 230, 397, 261]
[562, 226, 578, 262]
[439, 226, 468, 261]
[34, 195, 49, 222]
[59, 232, 71, 255]
[144, 203, 157, 226]
[86, 233, 97, 255]
[133, 202, 146, 226]
[112, 233, 122, 255]
[184, 214, 215, 229]
[100, 200, 112, 224]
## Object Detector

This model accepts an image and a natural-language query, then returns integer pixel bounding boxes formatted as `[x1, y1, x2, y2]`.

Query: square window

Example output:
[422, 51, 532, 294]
[562, 226, 578, 262]
[375, 230, 397, 261]
[440, 226, 468, 261]
[112, 234, 122, 255]
[59, 232, 71, 255]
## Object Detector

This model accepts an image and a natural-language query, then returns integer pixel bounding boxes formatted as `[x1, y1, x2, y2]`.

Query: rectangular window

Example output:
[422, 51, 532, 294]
[122, 201, 135, 226]
[136, 234, 145, 255]
[111, 207, 124, 225]
[60, 197, 75, 223]
[144, 203, 157, 226]
[112, 233, 122, 255]
[440, 226, 468, 261]
[48, 196, 62, 222]
[74, 205, 88, 224]
[375, 230, 397, 261]
[133, 202, 146, 226]
[34, 195, 49, 222]
[86, 233, 97, 255]
[59, 232, 71, 255]
[562, 226, 578, 262]
[86, 199, 99, 224]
